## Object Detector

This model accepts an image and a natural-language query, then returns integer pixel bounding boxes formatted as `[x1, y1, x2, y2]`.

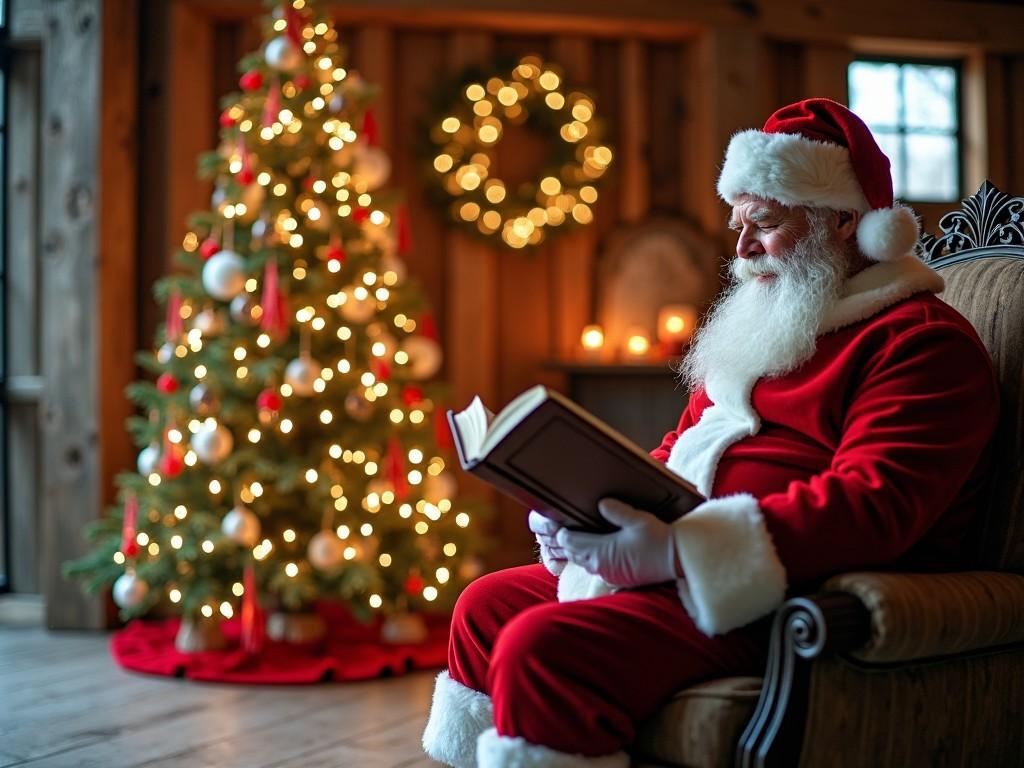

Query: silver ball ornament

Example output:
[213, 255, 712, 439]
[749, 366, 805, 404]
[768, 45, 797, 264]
[352, 146, 391, 191]
[221, 505, 261, 547]
[285, 357, 322, 396]
[191, 422, 234, 464]
[188, 384, 219, 416]
[422, 471, 457, 505]
[264, 36, 303, 71]
[308, 530, 346, 570]
[137, 443, 161, 476]
[193, 307, 225, 335]
[230, 293, 260, 326]
[157, 341, 176, 364]
[112, 571, 149, 609]
[400, 336, 443, 380]
[339, 292, 377, 324]
[344, 391, 374, 421]
[202, 250, 247, 301]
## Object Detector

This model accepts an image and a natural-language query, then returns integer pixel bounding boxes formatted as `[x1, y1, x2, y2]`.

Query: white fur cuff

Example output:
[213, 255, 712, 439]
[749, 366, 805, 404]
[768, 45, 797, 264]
[422, 670, 494, 768]
[477, 727, 629, 768]
[556, 561, 615, 602]
[672, 494, 787, 636]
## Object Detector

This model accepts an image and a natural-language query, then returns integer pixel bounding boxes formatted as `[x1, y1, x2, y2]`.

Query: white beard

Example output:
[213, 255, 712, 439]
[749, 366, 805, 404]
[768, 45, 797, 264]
[679, 222, 853, 392]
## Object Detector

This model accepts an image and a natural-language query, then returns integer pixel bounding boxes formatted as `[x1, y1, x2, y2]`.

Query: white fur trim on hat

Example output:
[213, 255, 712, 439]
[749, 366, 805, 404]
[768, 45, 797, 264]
[477, 727, 629, 768]
[671, 493, 787, 636]
[718, 129, 870, 212]
[422, 669, 494, 768]
[856, 205, 921, 262]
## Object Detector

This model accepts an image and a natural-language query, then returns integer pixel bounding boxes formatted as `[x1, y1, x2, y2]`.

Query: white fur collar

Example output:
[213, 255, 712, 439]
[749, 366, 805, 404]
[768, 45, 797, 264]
[821, 255, 944, 334]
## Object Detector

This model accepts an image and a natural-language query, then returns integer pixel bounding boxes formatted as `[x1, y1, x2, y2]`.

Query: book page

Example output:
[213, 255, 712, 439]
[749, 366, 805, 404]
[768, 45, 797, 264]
[451, 396, 496, 462]
[480, 385, 549, 458]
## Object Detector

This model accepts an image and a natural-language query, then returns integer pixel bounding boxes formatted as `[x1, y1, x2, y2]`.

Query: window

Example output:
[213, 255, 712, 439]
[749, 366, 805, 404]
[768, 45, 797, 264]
[848, 59, 961, 202]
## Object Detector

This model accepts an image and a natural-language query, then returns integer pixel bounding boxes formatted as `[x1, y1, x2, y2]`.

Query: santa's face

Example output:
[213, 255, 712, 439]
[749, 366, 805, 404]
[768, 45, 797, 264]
[728, 196, 812, 283]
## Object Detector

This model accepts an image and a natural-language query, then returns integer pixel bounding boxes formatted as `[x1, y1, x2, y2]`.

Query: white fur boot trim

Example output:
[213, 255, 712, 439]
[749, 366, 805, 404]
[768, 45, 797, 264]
[422, 669, 494, 768]
[477, 726, 629, 768]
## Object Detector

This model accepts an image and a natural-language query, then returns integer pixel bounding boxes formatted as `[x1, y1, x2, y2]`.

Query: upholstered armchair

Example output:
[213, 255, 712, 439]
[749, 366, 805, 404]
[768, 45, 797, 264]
[630, 181, 1024, 768]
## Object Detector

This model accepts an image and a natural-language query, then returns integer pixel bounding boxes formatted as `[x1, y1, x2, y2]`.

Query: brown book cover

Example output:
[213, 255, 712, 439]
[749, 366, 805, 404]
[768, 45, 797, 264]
[447, 386, 704, 533]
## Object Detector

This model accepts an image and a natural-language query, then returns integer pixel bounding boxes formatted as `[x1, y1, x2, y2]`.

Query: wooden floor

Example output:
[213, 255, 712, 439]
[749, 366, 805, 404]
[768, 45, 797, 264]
[0, 625, 445, 767]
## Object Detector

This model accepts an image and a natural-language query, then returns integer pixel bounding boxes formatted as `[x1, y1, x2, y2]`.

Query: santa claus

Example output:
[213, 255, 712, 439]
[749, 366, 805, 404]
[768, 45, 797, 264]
[422, 98, 998, 767]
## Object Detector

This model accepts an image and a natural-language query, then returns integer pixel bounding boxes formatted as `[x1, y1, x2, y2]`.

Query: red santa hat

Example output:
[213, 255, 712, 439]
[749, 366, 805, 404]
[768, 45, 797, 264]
[717, 98, 920, 262]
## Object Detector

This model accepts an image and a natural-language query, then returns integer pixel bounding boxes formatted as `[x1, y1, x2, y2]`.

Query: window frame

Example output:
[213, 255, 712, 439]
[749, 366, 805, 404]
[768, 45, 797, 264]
[848, 54, 964, 204]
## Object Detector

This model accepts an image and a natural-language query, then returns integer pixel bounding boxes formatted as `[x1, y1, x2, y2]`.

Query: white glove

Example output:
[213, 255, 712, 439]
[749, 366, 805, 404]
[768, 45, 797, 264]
[556, 498, 681, 588]
[528, 510, 567, 576]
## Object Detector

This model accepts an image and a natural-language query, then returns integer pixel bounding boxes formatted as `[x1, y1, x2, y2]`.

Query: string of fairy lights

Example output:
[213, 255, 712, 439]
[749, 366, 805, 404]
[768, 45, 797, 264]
[427, 54, 613, 248]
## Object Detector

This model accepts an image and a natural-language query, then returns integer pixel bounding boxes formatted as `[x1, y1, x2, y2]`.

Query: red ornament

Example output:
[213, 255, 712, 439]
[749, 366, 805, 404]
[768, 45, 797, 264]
[165, 291, 184, 342]
[301, 175, 316, 191]
[240, 564, 264, 655]
[397, 205, 413, 254]
[352, 207, 370, 224]
[387, 436, 409, 501]
[120, 492, 139, 557]
[238, 168, 255, 186]
[372, 358, 392, 383]
[259, 257, 287, 338]
[219, 109, 237, 128]
[325, 234, 347, 264]
[257, 388, 282, 412]
[294, 74, 310, 91]
[362, 110, 380, 147]
[404, 573, 425, 595]
[156, 373, 179, 394]
[435, 404, 455, 450]
[401, 385, 424, 406]
[419, 312, 439, 342]
[239, 70, 264, 92]
[159, 450, 185, 478]
[262, 78, 281, 129]
[199, 237, 220, 260]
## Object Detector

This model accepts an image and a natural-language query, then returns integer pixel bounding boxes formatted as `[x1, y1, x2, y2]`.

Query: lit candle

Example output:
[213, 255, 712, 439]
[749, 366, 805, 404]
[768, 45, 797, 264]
[657, 304, 698, 356]
[624, 328, 651, 360]
[580, 324, 605, 360]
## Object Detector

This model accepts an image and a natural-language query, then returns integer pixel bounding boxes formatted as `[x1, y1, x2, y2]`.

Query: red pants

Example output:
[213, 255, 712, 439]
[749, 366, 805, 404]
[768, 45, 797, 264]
[448, 564, 770, 757]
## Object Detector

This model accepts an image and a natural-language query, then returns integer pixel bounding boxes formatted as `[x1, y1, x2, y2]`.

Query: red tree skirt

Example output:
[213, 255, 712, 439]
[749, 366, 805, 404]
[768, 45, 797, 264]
[111, 604, 449, 684]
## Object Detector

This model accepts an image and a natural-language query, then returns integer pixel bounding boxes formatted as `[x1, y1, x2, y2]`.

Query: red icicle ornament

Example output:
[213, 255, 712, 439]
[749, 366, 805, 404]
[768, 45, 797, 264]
[435, 403, 455, 450]
[283, 4, 306, 49]
[199, 237, 220, 260]
[165, 290, 184, 342]
[419, 312, 439, 342]
[372, 358, 391, 383]
[121, 492, 139, 559]
[401, 385, 423, 406]
[259, 257, 287, 338]
[362, 109, 380, 148]
[387, 436, 409, 501]
[237, 136, 255, 185]
[397, 205, 413, 255]
[262, 78, 281, 129]
[240, 564, 264, 655]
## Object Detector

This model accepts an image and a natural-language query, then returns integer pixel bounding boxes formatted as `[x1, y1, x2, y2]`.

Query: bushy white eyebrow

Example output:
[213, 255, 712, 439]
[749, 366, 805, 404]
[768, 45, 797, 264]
[728, 206, 778, 230]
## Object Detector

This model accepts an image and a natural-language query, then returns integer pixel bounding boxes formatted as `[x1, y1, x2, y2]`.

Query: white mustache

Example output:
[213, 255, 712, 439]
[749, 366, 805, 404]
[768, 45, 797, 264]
[731, 255, 786, 282]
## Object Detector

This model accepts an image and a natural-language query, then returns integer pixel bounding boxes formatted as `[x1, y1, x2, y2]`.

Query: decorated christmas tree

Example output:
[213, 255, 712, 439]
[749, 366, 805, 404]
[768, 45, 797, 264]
[67, 0, 488, 646]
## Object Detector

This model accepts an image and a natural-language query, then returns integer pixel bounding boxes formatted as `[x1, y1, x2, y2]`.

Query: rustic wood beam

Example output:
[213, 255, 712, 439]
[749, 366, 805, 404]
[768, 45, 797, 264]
[178, 0, 1024, 53]
[40, 0, 105, 629]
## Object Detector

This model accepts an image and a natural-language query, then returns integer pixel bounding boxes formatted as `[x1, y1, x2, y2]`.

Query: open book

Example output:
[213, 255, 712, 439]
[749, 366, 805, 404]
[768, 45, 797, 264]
[448, 385, 704, 533]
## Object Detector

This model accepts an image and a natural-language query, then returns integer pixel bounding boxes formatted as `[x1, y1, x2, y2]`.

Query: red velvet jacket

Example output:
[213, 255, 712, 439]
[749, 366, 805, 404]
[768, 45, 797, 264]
[652, 292, 998, 589]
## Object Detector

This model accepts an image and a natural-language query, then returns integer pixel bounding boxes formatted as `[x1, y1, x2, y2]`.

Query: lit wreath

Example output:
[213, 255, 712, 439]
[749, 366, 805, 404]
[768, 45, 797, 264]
[425, 54, 613, 249]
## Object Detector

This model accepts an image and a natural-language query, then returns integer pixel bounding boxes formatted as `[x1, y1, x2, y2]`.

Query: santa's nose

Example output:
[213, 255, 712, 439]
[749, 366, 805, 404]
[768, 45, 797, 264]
[736, 234, 766, 259]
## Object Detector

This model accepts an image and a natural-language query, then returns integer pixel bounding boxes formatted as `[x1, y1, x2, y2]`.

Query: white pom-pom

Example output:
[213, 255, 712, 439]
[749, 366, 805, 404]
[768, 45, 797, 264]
[856, 205, 920, 262]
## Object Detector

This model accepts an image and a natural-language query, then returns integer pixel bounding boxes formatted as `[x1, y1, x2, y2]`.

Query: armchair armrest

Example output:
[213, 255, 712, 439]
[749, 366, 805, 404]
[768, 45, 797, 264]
[824, 570, 1024, 664]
